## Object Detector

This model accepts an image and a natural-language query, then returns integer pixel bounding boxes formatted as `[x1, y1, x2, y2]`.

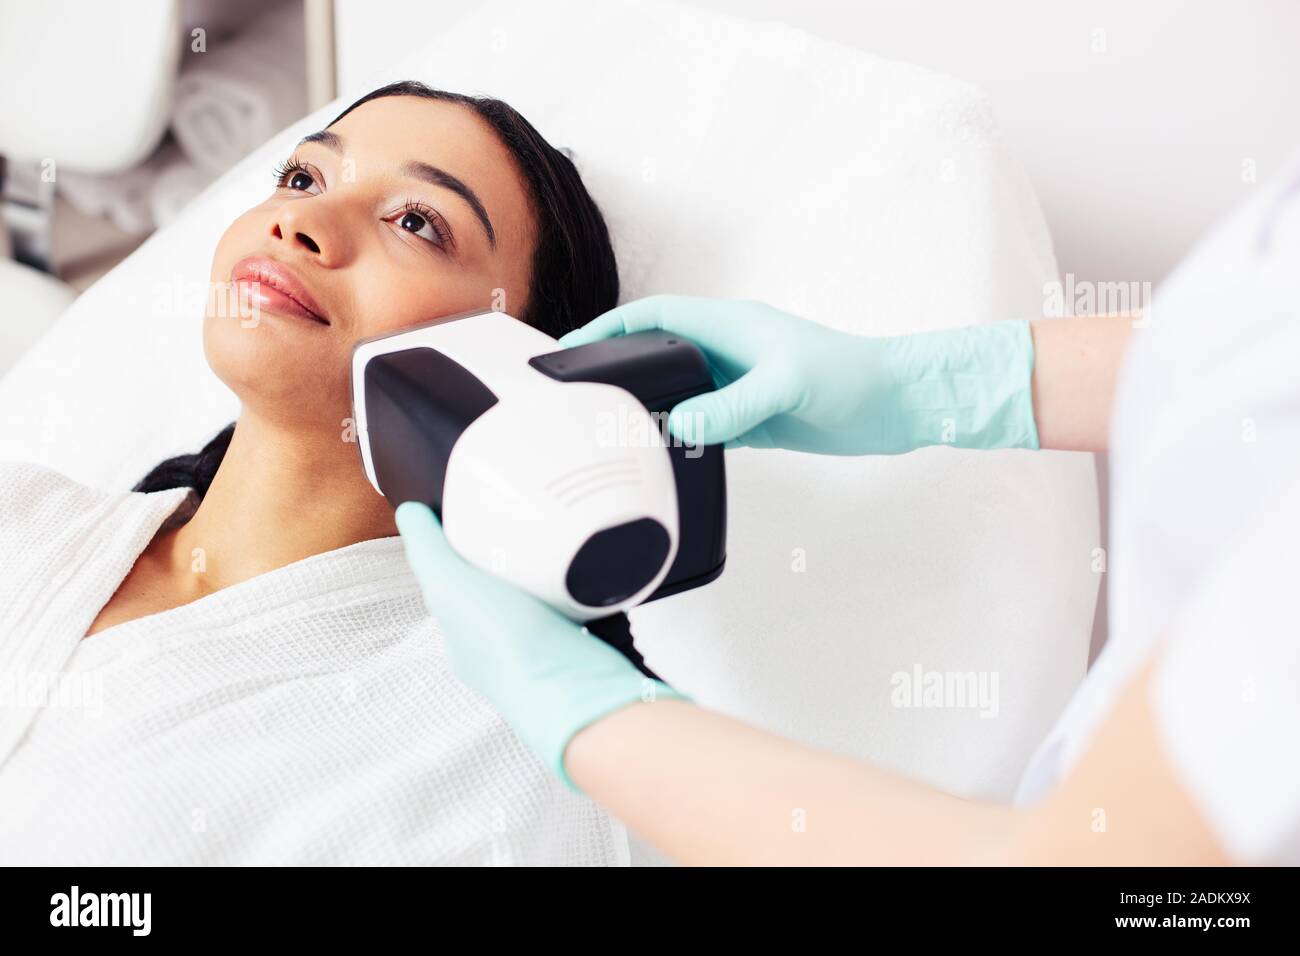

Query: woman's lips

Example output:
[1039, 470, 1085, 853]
[230, 256, 330, 326]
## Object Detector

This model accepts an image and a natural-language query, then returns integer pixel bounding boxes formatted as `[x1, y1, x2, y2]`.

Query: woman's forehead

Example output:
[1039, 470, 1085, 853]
[331, 95, 496, 158]
[324, 95, 534, 252]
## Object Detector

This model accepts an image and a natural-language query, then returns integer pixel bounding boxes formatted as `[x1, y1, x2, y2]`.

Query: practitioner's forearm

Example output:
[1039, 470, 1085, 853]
[564, 699, 1016, 866]
[565, 658, 1232, 867]
[1029, 314, 1136, 453]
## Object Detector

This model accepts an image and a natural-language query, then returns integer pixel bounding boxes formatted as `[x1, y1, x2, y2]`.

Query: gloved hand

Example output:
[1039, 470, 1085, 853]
[394, 501, 686, 791]
[560, 295, 1040, 454]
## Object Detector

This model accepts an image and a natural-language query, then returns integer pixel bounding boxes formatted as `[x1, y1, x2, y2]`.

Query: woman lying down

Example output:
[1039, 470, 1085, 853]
[0, 82, 630, 865]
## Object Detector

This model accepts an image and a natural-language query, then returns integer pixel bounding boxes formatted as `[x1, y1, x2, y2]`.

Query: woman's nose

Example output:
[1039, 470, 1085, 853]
[270, 202, 349, 266]
[284, 226, 321, 254]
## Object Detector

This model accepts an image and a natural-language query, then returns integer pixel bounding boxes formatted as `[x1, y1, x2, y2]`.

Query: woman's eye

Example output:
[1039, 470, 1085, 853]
[273, 161, 322, 195]
[390, 205, 452, 249]
[398, 211, 433, 238]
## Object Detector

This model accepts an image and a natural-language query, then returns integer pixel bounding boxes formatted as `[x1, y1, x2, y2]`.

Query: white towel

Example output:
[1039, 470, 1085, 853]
[149, 154, 216, 227]
[0, 461, 629, 865]
[171, 0, 307, 176]
[56, 141, 191, 236]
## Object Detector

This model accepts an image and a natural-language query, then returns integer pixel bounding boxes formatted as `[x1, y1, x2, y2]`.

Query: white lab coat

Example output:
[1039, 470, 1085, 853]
[1014, 155, 1300, 864]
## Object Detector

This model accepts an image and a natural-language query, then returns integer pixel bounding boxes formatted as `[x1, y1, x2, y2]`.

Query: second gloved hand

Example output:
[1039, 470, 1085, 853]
[395, 501, 685, 792]
[560, 295, 1040, 454]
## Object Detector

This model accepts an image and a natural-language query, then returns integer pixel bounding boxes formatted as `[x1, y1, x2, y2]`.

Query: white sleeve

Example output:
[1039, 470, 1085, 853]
[1151, 484, 1300, 864]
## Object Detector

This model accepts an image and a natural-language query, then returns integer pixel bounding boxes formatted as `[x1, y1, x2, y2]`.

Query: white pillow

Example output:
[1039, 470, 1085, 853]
[0, 0, 1097, 803]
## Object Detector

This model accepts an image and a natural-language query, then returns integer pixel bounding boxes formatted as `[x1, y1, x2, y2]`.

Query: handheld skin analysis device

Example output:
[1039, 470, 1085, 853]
[350, 310, 727, 671]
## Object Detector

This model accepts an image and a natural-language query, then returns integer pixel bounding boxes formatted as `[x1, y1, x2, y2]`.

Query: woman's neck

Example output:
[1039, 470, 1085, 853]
[160, 413, 398, 594]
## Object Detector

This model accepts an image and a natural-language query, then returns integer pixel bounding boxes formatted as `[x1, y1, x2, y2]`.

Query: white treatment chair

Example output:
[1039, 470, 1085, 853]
[0, 0, 181, 371]
[0, 0, 1099, 866]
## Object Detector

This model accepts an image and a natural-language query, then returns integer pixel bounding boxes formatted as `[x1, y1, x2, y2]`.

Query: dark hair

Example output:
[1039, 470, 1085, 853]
[135, 81, 619, 499]
[134, 422, 235, 498]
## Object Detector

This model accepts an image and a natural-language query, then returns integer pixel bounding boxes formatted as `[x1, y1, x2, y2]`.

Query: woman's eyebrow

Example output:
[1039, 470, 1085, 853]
[296, 130, 498, 250]
[299, 129, 344, 152]
[402, 161, 497, 250]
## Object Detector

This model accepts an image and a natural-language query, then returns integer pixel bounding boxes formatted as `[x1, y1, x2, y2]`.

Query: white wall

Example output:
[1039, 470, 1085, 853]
[337, 0, 1300, 288]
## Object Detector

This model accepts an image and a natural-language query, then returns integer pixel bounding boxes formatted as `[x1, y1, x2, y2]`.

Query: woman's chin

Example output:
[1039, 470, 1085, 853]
[203, 318, 349, 428]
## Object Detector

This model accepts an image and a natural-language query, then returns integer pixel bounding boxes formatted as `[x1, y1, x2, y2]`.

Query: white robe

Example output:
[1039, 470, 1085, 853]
[0, 461, 628, 865]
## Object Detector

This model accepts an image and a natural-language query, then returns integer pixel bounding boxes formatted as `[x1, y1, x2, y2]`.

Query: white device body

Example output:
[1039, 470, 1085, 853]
[352, 310, 680, 621]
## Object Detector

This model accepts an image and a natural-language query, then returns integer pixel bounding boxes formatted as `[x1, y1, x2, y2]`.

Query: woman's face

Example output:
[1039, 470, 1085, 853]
[205, 95, 536, 431]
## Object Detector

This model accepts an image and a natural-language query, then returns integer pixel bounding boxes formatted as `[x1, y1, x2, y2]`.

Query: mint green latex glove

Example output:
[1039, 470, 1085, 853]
[560, 295, 1039, 454]
[394, 501, 685, 792]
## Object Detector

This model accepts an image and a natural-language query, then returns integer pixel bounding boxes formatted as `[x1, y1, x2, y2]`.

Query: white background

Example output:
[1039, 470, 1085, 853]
[337, 0, 1300, 288]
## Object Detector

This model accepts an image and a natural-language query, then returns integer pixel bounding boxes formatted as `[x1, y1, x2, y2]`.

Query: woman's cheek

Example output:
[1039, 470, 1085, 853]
[208, 210, 261, 293]
[348, 270, 444, 340]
